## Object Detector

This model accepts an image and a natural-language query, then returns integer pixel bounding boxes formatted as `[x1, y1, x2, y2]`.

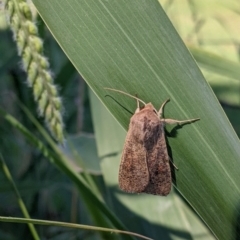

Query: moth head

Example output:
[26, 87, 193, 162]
[143, 103, 158, 114]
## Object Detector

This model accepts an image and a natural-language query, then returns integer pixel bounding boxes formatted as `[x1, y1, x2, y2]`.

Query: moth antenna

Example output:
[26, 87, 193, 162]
[104, 88, 146, 105]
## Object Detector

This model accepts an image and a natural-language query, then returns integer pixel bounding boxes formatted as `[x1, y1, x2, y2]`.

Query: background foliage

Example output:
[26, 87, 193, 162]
[0, 0, 240, 239]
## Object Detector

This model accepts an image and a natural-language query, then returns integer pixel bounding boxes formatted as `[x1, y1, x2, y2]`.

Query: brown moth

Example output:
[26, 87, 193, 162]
[105, 88, 199, 196]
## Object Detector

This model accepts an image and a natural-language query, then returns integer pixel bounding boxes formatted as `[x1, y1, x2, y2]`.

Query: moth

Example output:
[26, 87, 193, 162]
[105, 88, 199, 196]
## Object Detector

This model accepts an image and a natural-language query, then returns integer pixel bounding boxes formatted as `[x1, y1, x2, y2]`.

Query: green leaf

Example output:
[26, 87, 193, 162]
[0, 217, 152, 240]
[31, 0, 240, 239]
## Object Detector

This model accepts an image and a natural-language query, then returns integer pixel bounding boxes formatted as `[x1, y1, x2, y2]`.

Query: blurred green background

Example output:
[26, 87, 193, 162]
[0, 0, 240, 239]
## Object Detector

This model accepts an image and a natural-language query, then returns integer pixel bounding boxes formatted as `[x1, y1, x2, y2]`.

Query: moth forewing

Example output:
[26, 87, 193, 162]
[119, 112, 150, 193]
[138, 105, 172, 196]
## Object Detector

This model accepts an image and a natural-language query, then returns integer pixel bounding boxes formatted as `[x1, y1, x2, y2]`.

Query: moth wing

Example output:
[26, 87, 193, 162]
[119, 133, 149, 193]
[142, 123, 172, 196]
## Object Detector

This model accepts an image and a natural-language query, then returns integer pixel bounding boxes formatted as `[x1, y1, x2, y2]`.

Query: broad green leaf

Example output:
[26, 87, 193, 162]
[32, 0, 240, 239]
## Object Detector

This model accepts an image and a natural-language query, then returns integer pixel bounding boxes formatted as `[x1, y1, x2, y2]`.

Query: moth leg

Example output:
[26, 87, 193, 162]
[158, 99, 170, 118]
[137, 98, 140, 109]
[135, 99, 141, 113]
[163, 118, 200, 125]
[169, 157, 178, 170]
